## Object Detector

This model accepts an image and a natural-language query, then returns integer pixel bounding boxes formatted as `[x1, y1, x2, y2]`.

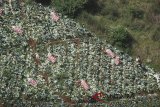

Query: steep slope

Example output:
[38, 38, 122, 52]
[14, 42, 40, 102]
[0, 2, 160, 107]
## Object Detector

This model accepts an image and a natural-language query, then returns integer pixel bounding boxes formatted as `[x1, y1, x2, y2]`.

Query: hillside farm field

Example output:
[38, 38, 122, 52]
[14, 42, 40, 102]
[0, 2, 160, 107]
[1, 36, 160, 106]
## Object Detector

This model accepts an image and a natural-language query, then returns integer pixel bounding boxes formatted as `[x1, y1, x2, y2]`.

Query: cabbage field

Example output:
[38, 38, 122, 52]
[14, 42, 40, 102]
[0, 1, 160, 107]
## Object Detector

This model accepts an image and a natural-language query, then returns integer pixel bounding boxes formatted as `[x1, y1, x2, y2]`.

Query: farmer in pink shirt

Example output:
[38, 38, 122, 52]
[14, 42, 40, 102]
[50, 11, 59, 22]
[76, 79, 90, 91]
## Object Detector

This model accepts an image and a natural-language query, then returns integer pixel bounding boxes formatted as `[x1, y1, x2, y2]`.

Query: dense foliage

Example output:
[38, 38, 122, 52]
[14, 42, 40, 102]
[0, 1, 160, 107]
[108, 26, 133, 52]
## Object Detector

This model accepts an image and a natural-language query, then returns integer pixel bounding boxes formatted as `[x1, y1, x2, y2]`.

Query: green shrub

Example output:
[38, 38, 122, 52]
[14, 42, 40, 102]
[108, 26, 134, 51]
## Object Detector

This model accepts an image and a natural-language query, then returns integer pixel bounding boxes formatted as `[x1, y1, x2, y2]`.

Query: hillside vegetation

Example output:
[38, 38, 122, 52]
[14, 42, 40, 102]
[0, 0, 160, 106]
[75, 0, 160, 71]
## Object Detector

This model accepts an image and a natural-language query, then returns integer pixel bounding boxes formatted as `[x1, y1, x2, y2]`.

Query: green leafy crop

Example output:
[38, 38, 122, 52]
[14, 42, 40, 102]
[0, 1, 159, 107]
